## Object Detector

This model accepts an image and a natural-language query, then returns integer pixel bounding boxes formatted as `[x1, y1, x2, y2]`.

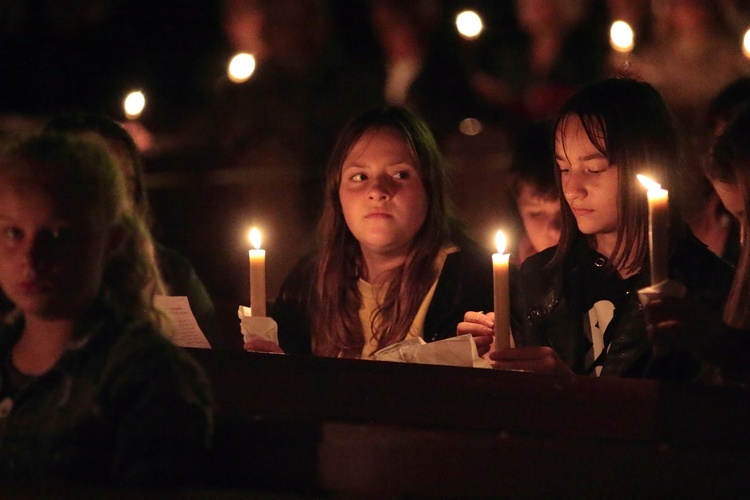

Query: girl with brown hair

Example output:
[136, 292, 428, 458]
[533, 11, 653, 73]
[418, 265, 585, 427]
[245, 106, 493, 358]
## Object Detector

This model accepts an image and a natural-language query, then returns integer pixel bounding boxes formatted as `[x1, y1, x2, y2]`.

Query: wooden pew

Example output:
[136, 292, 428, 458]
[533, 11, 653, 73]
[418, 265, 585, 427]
[188, 348, 750, 496]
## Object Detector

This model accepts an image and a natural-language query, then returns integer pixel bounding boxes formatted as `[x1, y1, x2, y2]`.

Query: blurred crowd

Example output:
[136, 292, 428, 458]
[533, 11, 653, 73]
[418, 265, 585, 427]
[2, 0, 750, 322]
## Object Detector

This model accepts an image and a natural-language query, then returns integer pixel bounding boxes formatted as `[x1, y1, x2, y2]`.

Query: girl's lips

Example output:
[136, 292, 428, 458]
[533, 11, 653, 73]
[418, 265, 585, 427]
[365, 212, 392, 218]
[571, 207, 594, 216]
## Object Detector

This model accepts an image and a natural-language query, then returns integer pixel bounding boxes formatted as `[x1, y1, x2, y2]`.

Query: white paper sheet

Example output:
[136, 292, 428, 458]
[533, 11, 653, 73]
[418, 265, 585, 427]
[372, 334, 491, 368]
[155, 295, 211, 349]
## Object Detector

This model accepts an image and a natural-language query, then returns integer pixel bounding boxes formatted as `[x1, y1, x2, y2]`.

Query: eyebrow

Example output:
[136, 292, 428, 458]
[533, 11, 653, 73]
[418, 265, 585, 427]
[342, 160, 415, 170]
[554, 152, 607, 162]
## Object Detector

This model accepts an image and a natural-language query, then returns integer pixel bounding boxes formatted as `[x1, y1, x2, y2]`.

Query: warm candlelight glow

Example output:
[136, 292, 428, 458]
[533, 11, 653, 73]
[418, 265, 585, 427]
[638, 174, 670, 285]
[610, 20, 634, 53]
[123, 91, 145, 120]
[249, 227, 262, 249]
[248, 227, 266, 317]
[637, 174, 661, 191]
[228, 52, 256, 83]
[495, 230, 507, 254]
[743, 28, 750, 59]
[456, 10, 483, 40]
[492, 230, 510, 351]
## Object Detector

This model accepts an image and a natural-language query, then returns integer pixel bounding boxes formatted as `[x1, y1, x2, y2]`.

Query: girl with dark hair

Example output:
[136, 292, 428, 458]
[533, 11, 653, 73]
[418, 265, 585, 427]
[245, 106, 493, 358]
[645, 102, 750, 384]
[0, 133, 211, 488]
[462, 77, 734, 379]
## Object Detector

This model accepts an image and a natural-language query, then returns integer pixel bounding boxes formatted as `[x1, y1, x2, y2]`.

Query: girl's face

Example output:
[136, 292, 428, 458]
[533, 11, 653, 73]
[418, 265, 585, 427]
[339, 128, 428, 262]
[516, 182, 561, 253]
[0, 174, 113, 320]
[555, 115, 620, 242]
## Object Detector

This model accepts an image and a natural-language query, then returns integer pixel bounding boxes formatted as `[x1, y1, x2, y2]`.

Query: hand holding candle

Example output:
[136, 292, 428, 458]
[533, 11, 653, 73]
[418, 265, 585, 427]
[492, 230, 511, 350]
[637, 174, 669, 286]
[248, 228, 267, 317]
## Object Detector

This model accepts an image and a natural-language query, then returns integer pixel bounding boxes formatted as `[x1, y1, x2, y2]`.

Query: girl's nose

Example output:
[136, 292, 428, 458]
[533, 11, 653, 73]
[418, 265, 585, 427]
[22, 235, 53, 272]
[368, 176, 393, 201]
[563, 172, 586, 201]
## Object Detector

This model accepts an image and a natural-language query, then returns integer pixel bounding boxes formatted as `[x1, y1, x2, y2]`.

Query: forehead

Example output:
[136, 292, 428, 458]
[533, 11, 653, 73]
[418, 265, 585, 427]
[345, 127, 413, 162]
[555, 115, 605, 154]
[0, 171, 97, 220]
[517, 183, 559, 208]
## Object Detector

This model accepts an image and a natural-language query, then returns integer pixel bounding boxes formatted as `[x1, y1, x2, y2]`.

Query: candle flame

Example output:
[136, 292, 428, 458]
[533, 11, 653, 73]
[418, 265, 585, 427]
[637, 174, 661, 191]
[249, 227, 261, 249]
[495, 230, 507, 254]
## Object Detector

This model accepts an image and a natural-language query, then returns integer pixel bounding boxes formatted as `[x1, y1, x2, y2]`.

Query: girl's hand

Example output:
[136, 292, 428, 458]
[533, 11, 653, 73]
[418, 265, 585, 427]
[457, 311, 495, 357]
[244, 339, 285, 354]
[489, 346, 573, 376]
[644, 296, 722, 357]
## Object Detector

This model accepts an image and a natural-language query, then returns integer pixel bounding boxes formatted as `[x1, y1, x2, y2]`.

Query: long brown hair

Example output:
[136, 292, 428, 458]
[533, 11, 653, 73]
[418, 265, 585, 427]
[0, 133, 166, 329]
[311, 106, 460, 357]
[710, 103, 750, 329]
[550, 77, 683, 277]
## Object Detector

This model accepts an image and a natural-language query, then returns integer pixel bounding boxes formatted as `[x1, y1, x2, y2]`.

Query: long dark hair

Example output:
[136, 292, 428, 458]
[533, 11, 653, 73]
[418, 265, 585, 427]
[312, 106, 461, 357]
[710, 103, 750, 328]
[550, 77, 683, 276]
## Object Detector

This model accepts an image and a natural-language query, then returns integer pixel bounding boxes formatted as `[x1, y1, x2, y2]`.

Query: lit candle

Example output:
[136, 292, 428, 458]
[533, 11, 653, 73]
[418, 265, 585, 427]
[637, 174, 669, 286]
[248, 228, 266, 317]
[492, 230, 511, 350]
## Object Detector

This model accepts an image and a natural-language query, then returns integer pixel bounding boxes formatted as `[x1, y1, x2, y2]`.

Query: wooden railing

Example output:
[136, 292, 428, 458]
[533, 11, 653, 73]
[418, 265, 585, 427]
[187, 348, 750, 497]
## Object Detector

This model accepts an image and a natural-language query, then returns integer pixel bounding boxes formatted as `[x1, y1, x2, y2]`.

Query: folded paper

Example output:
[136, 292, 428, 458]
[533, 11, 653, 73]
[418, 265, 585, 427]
[637, 279, 686, 308]
[238, 306, 279, 345]
[155, 295, 211, 349]
[372, 334, 491, 369]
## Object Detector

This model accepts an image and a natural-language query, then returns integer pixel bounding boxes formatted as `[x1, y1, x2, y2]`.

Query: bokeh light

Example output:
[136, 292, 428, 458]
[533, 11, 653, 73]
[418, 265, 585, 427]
[123, 90, 145, 119]
[228, 53, 256, 83]
[459, 117, 483, 136]
[610, 20, 634, 53]
[456, 10, 483, 40]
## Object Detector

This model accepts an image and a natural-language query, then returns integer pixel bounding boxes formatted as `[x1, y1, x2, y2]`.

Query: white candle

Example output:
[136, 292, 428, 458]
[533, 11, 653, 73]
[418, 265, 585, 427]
[248, 228, 266, 317]
[637, 174, 670, 286]
[493, 230, 511, 350]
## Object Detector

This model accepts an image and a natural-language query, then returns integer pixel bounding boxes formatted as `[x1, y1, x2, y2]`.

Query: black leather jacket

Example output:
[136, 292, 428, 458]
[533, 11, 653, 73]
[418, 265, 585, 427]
[512, 233, 735, 380]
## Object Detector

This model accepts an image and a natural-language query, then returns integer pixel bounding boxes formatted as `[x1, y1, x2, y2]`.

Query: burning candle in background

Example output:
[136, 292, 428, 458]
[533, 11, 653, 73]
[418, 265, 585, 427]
[609, 20, 634, 53]
[637, 174, 669, 286]
[492, 230, 510, 351]
[248, 227, 267, 317]
[123, 90, 146, 120]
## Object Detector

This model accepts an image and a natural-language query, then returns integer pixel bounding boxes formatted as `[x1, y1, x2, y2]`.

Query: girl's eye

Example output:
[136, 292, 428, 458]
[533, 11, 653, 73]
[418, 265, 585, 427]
[351, 173, 367, 182]
[49, 228, 73, 243]
[587, 166, 609, 174]
[393, 171, 409, 180]
[2, 227, 22, 241]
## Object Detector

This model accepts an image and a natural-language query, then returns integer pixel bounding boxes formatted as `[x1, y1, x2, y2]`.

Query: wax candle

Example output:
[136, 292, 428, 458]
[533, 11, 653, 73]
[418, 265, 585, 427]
[493, 230, 511, 350]
[248, 228, 267, 317]
[637, 174, 669, 286]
